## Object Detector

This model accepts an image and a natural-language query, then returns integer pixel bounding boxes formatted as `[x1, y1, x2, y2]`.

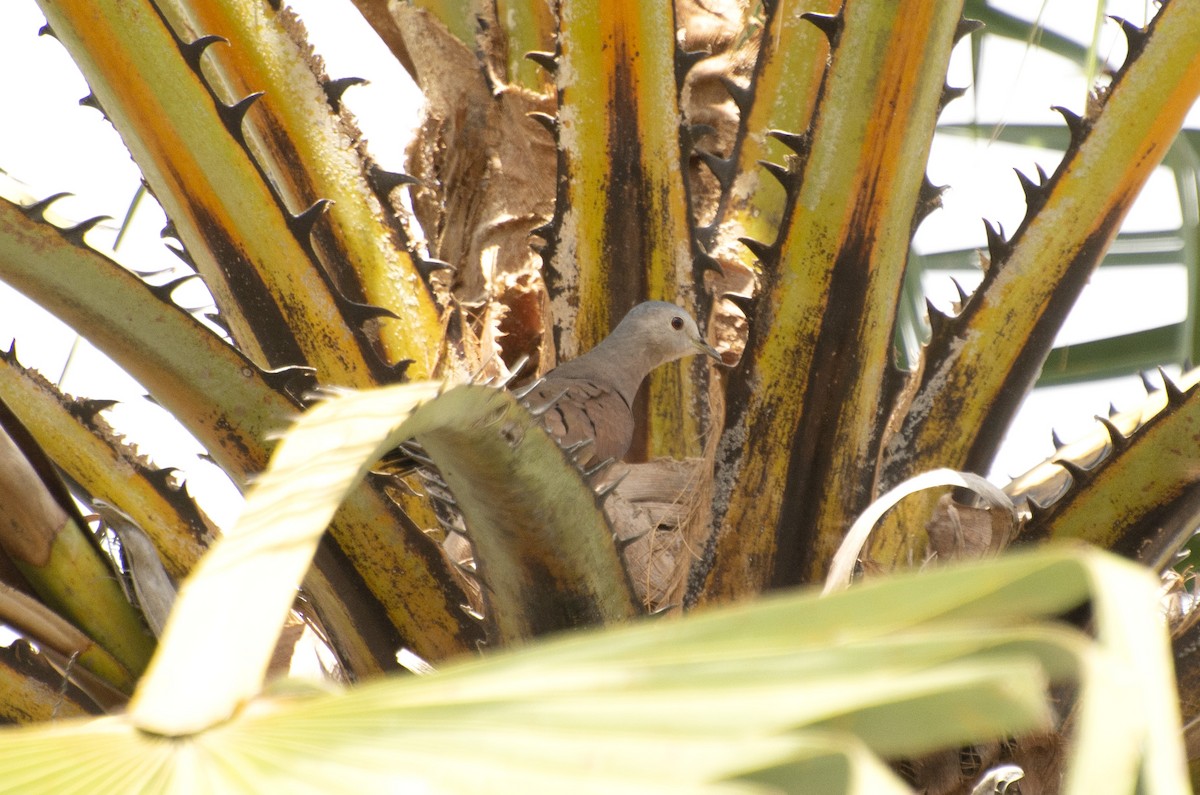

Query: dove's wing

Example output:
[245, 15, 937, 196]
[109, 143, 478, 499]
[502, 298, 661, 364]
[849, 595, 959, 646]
[521, 376, 634, 467]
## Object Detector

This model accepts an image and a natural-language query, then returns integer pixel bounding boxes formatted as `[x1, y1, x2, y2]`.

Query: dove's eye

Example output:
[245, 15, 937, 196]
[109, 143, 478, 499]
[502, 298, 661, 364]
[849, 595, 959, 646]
[671, 316, 684, 330]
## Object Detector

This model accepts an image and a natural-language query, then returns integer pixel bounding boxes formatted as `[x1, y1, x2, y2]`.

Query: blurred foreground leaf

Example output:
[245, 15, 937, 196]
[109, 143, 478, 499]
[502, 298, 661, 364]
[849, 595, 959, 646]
[0, 382, 1184, 793]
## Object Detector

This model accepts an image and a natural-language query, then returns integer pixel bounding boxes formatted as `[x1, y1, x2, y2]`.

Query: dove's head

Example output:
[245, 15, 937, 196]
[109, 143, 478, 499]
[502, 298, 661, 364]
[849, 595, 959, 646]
[610, 301, 723, 369]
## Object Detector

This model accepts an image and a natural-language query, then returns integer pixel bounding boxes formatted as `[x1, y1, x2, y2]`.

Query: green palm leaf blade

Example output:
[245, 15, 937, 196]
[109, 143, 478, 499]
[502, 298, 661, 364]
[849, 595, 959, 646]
[0, 542, 1181, 792]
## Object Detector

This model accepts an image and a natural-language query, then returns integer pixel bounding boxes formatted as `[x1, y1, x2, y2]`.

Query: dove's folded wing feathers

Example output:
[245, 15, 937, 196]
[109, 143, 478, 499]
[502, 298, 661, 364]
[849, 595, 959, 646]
[520, 377, 633, 467]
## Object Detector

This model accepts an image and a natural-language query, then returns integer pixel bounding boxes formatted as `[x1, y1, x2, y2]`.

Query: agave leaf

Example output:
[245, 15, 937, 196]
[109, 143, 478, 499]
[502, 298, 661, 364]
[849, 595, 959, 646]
[0, 348, 211, 580]
[881, 0, 1200, 506]
[154, 0, 443, 375]
[37, 0, 385, 380]
[496, 0, 556, 92]
[1170, 617, 1200, 762]
[0, 405, 151, 691]
[552, 0, 689, 349]
[1009, 369, 1200, 569]
[703, 0, 966, 599]
[874, 1, 1200, 572]
[0, 180, 298, 486]
[731, 733, 913, 794]
[416, 399, 636, 643]
[712, 0, 837, 269]
[921, 132, 1200, 386]
[554, 0, 704, 459]
[0, 179, 477, 672]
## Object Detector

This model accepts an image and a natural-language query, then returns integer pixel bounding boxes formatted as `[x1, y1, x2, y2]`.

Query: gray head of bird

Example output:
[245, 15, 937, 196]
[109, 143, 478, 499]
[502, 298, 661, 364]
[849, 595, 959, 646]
[549, 301, 723, 405]
[611, 300, 723, 369]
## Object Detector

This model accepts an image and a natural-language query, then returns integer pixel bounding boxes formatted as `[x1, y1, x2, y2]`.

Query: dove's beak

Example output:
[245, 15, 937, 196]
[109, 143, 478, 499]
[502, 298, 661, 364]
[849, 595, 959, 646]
[694, 338, 726, 365]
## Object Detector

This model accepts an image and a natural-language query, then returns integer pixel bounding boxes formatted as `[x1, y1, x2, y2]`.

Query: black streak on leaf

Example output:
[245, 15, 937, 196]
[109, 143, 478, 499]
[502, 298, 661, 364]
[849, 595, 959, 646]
[601, 54, 651, 320]
[190, 202, 307, 367]
[771, 207, 887, 584]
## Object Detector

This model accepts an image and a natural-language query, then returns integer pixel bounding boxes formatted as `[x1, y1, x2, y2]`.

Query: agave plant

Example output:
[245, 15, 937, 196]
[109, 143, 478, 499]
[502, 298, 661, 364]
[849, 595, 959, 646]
[0, 0, 1198, 791]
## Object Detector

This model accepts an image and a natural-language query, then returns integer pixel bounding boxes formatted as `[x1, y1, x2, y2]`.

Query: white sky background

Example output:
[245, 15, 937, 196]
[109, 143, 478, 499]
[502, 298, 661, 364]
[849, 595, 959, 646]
[0, 0, 1197, 527]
